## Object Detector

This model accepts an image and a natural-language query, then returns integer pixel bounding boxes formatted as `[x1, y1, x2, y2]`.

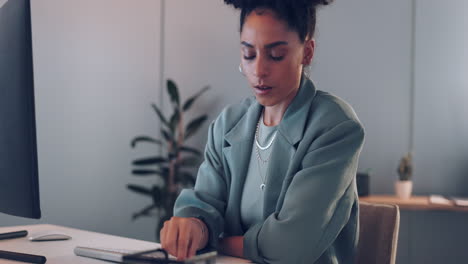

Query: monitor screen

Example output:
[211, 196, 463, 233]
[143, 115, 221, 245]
[0, 0, 41, 219]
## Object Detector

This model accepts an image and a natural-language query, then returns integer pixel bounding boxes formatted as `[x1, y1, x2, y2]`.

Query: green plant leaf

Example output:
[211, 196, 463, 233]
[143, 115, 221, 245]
[135, 167, 169, 182]
[168, 151, 178, 161]
[131, 136, 162, 148]
[158, 167, 170, 180]
[151, 186, 163, 207]
[180, 146, 202, 156]
[133, 156, 167, 166]
[182, 86, 210, 112]
[132, 204, 157, 221]
[151, 103, 170, 128]
[127, 184, 152, 196]
[161, 129, 174, 144]
[178, 156, 200, 168]
[185, 115, 208, 139]
[169, 108, 180, 133]
[167, 79, 180, 106]
[131, 169, 165, 176]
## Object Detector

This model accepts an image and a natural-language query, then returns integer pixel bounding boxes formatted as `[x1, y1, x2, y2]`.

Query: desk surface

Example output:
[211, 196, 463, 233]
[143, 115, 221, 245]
[360, 195, 468, 212]
[0, 224, 251, 264]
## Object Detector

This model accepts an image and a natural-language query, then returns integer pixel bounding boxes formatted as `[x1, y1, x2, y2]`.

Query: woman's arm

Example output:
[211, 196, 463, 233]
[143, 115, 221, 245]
[218, 236, 244, 258]
[173, 120, 228, 250]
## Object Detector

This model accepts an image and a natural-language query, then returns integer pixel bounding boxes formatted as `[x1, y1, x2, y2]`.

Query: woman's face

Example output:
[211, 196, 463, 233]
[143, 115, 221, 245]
[240, 9, 314, 108]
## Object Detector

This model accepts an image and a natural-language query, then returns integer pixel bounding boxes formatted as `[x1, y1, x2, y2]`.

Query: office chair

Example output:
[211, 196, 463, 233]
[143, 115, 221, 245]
[355, 201, 400, 264]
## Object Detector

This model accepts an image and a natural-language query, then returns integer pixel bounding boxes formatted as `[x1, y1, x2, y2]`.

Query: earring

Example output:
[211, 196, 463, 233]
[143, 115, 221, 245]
[239, 64, 244, 75]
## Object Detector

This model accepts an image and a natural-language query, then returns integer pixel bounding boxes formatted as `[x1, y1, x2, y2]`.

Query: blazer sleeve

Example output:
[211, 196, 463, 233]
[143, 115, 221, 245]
[243, 119, 365, 264]
[173, 120, 227, 250]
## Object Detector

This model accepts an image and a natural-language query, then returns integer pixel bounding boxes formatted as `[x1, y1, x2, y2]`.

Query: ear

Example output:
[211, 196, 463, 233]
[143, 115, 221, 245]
[302, 39, 315, 65]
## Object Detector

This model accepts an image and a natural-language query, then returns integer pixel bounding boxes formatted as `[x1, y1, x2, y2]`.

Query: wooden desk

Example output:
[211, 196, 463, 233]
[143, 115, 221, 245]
[360, 195, 468, 212]
[0, 224, 251, 264]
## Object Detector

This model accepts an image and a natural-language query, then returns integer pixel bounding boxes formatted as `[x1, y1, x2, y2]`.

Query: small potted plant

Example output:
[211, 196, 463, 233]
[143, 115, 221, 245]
[395, 152, 413, 199]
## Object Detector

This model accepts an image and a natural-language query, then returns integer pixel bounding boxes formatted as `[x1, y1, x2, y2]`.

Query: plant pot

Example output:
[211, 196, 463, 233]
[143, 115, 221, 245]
[395, 180, 413, 199]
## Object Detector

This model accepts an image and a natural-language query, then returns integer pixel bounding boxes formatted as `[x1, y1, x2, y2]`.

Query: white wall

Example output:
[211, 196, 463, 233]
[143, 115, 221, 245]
[313, 0, 413, 193]
[163, 0, 249, 152]
[1, 0, 163, 242]
[413, 0, 468, 195]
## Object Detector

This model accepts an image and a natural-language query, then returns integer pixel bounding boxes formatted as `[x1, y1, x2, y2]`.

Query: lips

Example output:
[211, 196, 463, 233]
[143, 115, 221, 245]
[254, 85, 272, 95]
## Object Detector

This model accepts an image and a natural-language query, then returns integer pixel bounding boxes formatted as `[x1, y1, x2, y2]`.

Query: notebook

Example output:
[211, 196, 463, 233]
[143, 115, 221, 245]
[74, 246, 217, 264]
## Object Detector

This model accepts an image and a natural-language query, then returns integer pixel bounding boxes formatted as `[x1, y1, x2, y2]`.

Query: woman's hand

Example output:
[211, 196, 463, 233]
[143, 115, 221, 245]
[218, 236, 244, 258]
[160, 216, 208, 260]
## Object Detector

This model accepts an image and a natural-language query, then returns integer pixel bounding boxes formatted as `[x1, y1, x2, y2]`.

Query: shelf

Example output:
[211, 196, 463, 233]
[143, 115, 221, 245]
[359, 195, 468, 212]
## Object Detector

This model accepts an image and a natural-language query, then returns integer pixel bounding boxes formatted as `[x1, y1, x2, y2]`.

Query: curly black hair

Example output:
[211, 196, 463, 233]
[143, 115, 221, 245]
[224, 0, 333, 42]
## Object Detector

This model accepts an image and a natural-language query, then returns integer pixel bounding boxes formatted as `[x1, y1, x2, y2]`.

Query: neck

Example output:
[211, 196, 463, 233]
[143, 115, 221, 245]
[262, 87, 299, 126]
[262, 107, 285, 127]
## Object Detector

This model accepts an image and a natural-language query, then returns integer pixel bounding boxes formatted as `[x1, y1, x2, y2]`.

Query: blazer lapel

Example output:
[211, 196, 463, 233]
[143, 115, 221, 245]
[264, 77, 318, 215]
[277, 76, 317, 147]
[223, 102, 262, 233]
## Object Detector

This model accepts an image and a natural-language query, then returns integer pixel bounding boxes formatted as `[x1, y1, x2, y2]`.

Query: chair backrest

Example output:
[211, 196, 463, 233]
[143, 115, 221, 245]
[355, 201, 400, 264]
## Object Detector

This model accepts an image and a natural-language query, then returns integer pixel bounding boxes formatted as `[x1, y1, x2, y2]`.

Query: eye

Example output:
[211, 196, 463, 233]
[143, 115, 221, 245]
[270, 55, 284, 61]
[243, 52, 256, 60]
[242, 48, 256, 60]
[270, 49, 286, 61]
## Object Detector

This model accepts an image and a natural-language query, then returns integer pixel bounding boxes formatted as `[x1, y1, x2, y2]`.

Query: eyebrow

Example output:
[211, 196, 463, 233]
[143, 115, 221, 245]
[241, 41, 288, 49]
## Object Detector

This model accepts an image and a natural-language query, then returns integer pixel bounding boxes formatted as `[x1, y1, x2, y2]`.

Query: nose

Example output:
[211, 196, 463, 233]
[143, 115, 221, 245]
[253, 55, 269, 78]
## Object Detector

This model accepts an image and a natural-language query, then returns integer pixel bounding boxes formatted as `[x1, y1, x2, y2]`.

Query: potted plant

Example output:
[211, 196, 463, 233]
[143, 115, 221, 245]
[395, 152, 413, 199]
[128, 79, 209, 241]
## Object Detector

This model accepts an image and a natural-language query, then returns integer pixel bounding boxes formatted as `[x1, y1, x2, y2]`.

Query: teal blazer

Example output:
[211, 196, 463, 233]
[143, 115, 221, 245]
[174, 76, 365, 264]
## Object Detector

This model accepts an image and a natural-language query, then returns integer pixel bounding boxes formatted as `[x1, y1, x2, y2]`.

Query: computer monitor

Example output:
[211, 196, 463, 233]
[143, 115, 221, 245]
[0, 0, 41, 219]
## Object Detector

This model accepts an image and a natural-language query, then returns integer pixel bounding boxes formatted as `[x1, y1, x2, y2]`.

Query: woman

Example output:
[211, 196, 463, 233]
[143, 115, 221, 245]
[160, 0, 365, 263]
